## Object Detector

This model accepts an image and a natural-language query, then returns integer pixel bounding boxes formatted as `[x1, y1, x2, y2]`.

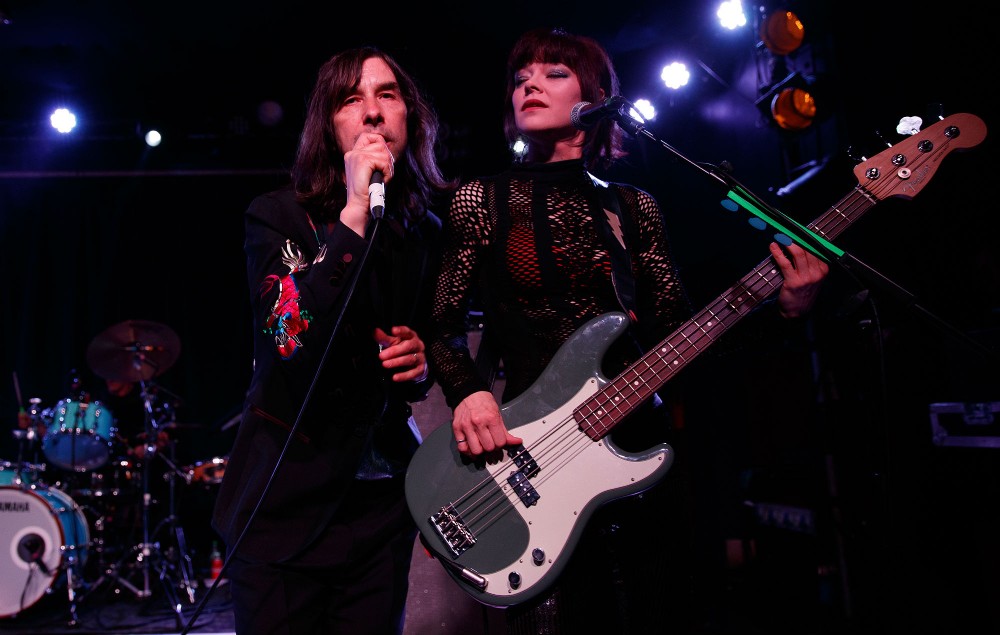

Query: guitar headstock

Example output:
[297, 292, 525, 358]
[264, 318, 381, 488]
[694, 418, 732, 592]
[853, 113, 987, 202]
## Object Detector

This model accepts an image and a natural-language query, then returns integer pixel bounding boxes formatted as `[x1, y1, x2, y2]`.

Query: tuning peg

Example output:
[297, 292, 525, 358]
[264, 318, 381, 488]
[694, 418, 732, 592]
[874, 130, 893, 148]
[896, 116, 923, 136]
[845, 145, 866, 163]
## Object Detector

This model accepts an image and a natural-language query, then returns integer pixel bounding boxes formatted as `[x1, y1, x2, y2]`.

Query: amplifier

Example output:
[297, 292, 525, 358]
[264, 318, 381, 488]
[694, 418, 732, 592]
[929, 402, 1000, 448]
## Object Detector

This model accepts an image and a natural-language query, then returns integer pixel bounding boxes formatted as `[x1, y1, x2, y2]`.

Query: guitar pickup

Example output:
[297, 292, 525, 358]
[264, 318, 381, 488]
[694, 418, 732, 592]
[507, 470, 540, 507]
[429, 504, 476, 558]
[507, 444, 539, 477]
[505, 444, 540, 506]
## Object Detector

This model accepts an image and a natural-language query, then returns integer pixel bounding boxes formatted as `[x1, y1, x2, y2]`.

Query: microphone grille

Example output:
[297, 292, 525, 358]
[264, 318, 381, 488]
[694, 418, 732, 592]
[569, 102, 591, 129]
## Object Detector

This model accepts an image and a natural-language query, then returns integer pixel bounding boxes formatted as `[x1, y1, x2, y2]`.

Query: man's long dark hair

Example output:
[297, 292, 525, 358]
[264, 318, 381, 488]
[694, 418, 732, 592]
[502, 27, 627, 170]
[292, 47, 456, 224]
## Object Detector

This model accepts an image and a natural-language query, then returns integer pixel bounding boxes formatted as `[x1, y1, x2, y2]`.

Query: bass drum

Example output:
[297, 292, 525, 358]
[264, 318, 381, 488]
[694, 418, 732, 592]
[0, 486, 89, 618]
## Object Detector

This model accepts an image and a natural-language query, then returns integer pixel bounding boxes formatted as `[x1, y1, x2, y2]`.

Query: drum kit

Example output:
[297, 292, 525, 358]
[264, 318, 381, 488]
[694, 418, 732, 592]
[1, 320, 229, 625]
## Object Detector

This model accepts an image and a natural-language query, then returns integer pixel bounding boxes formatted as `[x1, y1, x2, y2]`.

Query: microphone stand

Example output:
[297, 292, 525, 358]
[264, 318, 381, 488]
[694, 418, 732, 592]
[607, 100, 992, 626]
[610, 103, 993, 360]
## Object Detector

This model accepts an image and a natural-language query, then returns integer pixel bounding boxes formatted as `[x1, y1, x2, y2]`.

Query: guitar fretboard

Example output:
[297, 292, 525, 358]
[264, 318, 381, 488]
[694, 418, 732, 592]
[572, 113, 982, 440]
[575, 186, 878, 439]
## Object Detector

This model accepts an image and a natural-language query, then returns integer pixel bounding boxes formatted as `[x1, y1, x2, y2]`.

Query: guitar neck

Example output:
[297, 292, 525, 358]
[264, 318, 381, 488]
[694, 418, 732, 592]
[575, 111, 986, 440]
[575, 185, 877, 439]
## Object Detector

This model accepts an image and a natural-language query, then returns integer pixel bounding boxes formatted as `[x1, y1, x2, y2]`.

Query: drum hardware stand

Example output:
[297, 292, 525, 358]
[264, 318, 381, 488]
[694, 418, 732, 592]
[153, 433, 198, 604]
[64, 371, 88, 473]
[78, 320, 191, 621]
[80, 379, 196, 625]
[10, 434, 44, 486]
[16, 397, 46, 467]
[62, 521, 85, 627]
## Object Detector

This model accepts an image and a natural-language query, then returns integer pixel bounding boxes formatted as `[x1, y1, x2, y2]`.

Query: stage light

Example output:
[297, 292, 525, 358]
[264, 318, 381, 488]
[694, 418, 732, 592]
[760, 9, 804, 55]
[144, 129, 162, 147]
[754, 71, 819, 131]
[631, 99, 655, 122]
[770, 85, 815, 130]
[511, 137, 528, 161]
[660, 62, 691, 90]
[716, 0, 748, 30]
[49, 107, 77, 134]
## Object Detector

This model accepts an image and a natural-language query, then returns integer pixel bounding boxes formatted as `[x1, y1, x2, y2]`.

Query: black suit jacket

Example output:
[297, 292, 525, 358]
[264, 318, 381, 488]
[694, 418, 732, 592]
[212, 186, 441, 562]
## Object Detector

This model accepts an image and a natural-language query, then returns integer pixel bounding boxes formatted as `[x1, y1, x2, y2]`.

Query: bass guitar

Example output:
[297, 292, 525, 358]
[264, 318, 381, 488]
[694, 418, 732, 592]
[405, 113, 987, 607]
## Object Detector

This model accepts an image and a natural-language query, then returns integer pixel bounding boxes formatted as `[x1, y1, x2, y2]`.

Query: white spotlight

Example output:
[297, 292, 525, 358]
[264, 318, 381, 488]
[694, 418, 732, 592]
[660, 62, 691, 90]
[631, 99, 655, 122]
[511, 138, 528, 158]
[50, 108, 77, 134]
[716, 0, 747, 30]
[144, 129, 162, 147]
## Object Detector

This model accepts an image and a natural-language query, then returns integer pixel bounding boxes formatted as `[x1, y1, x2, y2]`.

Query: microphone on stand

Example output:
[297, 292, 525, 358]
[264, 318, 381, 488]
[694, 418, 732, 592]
[570, 96, 630, 130]
[17, 534, 49, 574]
[369, 170, 385, 219]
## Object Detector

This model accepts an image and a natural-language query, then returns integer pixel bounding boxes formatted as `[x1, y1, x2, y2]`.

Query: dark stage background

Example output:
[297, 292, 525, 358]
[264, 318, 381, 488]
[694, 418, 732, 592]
[1, 1, 998, 633]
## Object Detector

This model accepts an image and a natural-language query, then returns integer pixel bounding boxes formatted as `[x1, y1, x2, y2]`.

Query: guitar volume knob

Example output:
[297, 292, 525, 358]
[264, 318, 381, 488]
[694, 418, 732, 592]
[531, 548, 546, 565]
[508, 571, 522, 589]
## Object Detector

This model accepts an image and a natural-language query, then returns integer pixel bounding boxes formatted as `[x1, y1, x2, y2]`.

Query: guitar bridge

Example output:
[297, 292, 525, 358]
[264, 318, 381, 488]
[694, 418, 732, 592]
[429, 504, 476, 557]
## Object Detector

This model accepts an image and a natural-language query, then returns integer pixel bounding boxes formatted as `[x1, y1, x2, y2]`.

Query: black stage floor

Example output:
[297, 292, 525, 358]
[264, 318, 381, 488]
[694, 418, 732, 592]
[0, 580, 235, 635]
[1, 463, 236, 634]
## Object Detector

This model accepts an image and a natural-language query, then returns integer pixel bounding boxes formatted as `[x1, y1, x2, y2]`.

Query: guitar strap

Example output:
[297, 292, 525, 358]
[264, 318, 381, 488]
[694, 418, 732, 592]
[587, 175, 669, 416]
[473, 174, 642, 390]
[586, 172, 640, 323]
[472, 325, 501, 391]
[475, 175, 662, 623]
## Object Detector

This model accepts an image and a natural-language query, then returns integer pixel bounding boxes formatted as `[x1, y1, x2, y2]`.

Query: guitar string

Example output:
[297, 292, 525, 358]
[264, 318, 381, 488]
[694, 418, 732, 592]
[448, 259, 788, 549]
[819, 120, 957, 242]
[582, 118, 959, 449]
[448, 175, 876, 545]
[445, 411, 593, 543]
[459, 257, 793, 536]
[447, 190, 860, 550]
[440, 120, 956, 558]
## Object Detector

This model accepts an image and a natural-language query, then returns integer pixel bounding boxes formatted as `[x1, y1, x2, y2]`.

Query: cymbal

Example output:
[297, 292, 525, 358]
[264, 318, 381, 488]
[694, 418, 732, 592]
[86, 319, 181, 383]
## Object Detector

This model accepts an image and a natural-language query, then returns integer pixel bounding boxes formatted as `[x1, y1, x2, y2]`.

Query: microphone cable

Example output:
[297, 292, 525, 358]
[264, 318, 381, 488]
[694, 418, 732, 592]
[180, 207, 386, 635]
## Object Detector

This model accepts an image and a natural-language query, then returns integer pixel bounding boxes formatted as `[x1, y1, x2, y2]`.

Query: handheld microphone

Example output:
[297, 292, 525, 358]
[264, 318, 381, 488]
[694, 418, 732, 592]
[368, 170, 385, 219]
[569, 96, 629, 130]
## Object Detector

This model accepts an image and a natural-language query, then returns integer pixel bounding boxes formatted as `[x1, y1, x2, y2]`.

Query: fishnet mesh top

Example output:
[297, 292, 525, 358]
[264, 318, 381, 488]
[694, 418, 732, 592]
[429, 159, 692, 409]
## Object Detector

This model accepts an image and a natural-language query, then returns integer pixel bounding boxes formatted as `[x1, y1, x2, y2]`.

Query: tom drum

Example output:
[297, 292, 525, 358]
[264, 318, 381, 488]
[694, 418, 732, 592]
[41, 399, 116, 471]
